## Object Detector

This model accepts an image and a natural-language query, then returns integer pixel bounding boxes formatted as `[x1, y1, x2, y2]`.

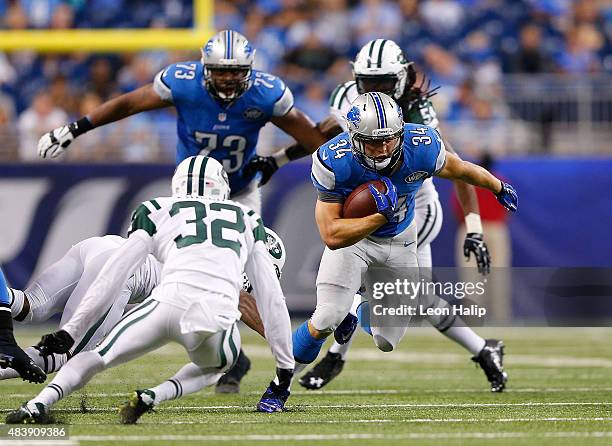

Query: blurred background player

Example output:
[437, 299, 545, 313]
[35, 29, 327, 393]
[293, 92, 516, 390]
[0, 267, 46, 383]
[7, 156, 295, 424]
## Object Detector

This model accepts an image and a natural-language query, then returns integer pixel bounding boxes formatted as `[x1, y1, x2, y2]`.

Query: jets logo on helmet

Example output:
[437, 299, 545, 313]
[201, 29, 255, 102]
[347, 92, 404, 173]
[172, 155, 230, 200]
[352, 39, 415, 101]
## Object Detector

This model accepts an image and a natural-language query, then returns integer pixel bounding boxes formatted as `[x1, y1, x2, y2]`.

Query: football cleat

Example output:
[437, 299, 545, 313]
[333, 313, 358, 345]
[0, 344, 46, 384]
[472, 339, 508, 392]
[298, 352, 345, 390]
[256, 382, 290, 413]
[216, 350, 251, 394]
[6, 402, 50, 424]
[119, 390, 155, 424]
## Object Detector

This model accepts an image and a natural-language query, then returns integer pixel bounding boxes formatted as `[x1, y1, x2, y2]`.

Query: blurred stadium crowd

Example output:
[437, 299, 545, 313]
[1, 0, 611, 161]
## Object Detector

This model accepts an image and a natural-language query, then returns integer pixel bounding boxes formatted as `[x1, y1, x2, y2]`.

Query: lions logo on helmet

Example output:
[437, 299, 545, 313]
[201, 29, 256, 102]
[172, 155, 231, 200]
[346, 106, 361, 129]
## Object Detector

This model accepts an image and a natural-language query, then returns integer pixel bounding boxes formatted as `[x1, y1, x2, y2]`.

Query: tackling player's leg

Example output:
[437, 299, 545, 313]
[0, 268, 46, 384]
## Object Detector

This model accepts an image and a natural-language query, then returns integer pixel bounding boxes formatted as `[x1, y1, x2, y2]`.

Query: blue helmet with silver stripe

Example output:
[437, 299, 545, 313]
[347, 92, 404, 173]
[201, 29, 255, 102]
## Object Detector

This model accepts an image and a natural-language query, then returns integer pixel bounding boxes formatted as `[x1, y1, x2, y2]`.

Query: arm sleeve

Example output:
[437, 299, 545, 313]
[61, 231, 153, 340]
[431, 129, 447, 175]
[311, 149, 344, 203]
[153, 67, 174, 103]
[244, 217, 294, 370]
[272, 84, 294, 117]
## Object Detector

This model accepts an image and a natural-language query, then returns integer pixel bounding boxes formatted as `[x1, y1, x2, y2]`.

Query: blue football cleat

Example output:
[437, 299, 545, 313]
[256, 383, 290, 413]
[333, 313, 358, 345]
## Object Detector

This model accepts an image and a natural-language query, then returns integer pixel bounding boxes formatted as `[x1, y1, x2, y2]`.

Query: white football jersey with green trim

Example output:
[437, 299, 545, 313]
[329, 81, 439, 207]
[128, 196, 267, 310]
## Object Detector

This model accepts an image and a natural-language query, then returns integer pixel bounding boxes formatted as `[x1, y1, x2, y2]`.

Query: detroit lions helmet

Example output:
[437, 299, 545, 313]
[352, 39, 415, 101]
[201, 29, 255, 102]
[172, 155, 230, 200]
[346, 92, 404, 173]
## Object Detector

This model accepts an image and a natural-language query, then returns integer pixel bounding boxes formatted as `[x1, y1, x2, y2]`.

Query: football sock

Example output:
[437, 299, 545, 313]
[0, 269, 13, 331]
[328, 336, 354, 360]
[149, 363, 222, 405]
[8, 289, 28, 321]
[356, 301, 372, 335]
[32, 351, 104, 408]
[292, 321, 325, 364]
[440, 322, 486, 356]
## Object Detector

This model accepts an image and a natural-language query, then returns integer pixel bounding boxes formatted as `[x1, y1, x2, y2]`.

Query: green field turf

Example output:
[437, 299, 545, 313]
[2, 326, 611, 446]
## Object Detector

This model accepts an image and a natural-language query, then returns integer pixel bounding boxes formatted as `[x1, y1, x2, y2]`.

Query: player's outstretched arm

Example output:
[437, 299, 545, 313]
[244, 108, 328, 186]
[436, 152, 518, 212]
[38, 84, 171, 159]
[315, 200, 387, 250]
[442, 138, 491, 274]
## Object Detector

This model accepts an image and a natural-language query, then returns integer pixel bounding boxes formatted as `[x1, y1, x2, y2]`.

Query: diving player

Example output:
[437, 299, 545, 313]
[36, 29, 327, 392]
[6, 156, 294, 424]
[292, 93, 517, 385]
[2, 229, 285, 382]
[300, 39, 505, 392]
[0, 268, 46, 383]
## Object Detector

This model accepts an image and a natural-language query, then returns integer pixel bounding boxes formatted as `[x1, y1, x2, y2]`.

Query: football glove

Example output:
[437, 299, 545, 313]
[496, 182, 518, 212]
[369, 177, 398, 222]
[464, 233, 491, 275]
[38, 118, 93, 159]
[37, 330, 74, 355]
[243, 156, 279, 187]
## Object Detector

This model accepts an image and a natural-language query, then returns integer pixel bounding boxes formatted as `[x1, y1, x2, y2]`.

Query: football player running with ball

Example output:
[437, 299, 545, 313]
[301, 39, 509, 392]
[7, 156, 294, 424]
[36, 30, 327, 392]
[292, 93, 517, 383]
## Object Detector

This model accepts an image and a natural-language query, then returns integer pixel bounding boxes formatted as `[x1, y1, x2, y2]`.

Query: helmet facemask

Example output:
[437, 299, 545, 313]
[203, 63, 252, 103]
[351, 128, 404, 175]
[355, 70, 408, 101]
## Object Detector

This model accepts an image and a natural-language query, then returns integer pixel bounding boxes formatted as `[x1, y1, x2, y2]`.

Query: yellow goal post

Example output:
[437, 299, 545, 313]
[0, 0, 213, 52]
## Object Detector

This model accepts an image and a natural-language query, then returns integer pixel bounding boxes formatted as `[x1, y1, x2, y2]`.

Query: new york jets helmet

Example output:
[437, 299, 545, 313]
[352, 39, 415, 101]
[201, 29, 255, 102]
[346, 92, 404, 173]
[172, 155, 230, 200]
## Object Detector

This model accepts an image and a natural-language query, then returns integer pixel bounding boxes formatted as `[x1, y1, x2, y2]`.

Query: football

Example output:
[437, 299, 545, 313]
[342, 180, 386, 218]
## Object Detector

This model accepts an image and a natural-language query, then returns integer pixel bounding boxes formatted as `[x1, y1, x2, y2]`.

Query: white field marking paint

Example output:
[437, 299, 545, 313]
[2, 402, 611, 413]
[7, 387, 612, 399]
[69, 432, 612, 442]
[20, 417, 612, 426]
[240, 345, 612, 368]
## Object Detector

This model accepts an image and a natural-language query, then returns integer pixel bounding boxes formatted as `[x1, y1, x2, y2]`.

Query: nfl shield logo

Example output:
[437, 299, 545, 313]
[218, 113, 227, 122]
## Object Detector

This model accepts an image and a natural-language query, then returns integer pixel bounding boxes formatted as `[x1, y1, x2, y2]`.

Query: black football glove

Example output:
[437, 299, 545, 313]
[464, 233, 491, 275]
[37, 330, 75, 355]
[243, 156, 279, 187]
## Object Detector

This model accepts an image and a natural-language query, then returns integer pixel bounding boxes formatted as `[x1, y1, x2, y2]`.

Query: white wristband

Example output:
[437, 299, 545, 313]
[272, 149, 290, 168]
[465, 212, 483, 234]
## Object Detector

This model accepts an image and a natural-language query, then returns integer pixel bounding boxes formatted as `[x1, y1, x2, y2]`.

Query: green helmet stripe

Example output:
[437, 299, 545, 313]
[377, 39, 388, 68]
[367, 40, 376, 68]
[186, 157, 196, 195]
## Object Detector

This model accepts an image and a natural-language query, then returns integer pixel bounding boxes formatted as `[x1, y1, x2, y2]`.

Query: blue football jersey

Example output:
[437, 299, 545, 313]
[153, 62, 294, 194]
[311, 123, 446, 237]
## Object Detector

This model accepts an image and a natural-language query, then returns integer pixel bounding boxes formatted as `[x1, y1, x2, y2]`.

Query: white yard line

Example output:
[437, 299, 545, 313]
[69, 432, 612, 442]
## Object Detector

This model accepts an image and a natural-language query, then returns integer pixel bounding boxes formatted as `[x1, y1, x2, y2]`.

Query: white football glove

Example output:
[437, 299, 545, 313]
[38, 125, 75, 159]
